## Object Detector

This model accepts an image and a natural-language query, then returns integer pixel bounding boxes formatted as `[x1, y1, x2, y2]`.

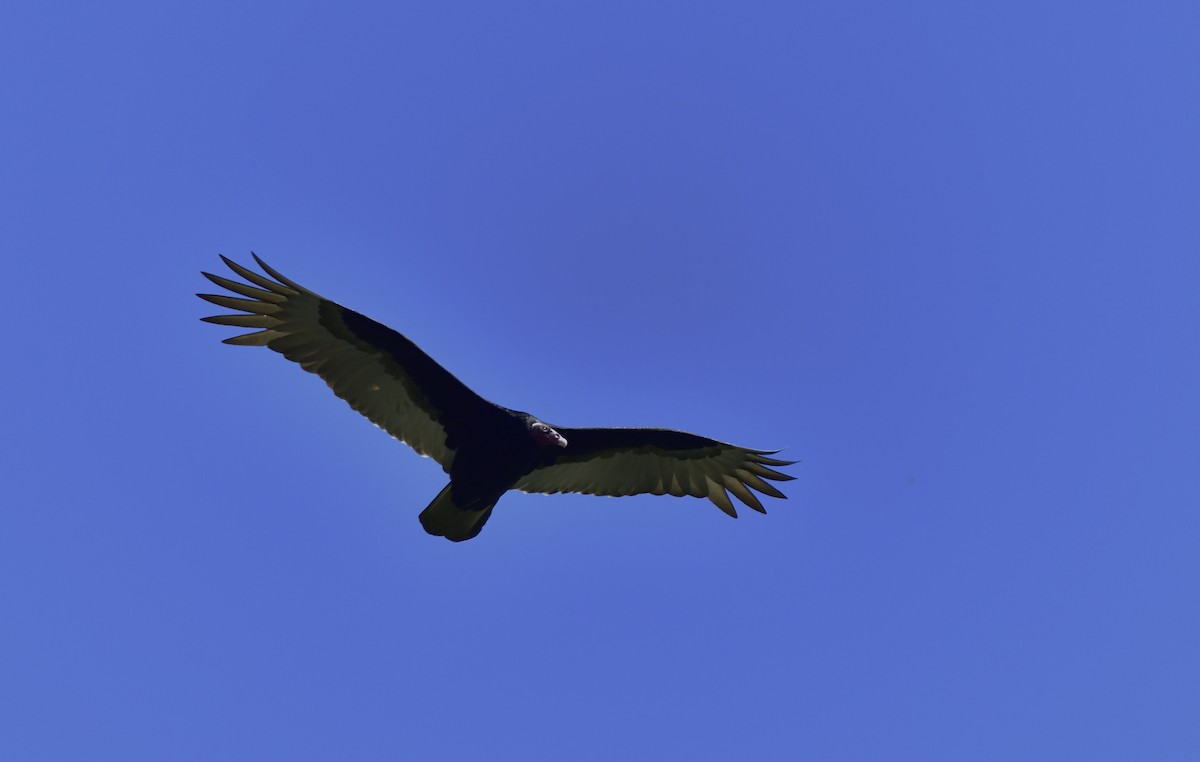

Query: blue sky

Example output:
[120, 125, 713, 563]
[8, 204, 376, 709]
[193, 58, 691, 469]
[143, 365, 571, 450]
[3, 1, 1198, 759]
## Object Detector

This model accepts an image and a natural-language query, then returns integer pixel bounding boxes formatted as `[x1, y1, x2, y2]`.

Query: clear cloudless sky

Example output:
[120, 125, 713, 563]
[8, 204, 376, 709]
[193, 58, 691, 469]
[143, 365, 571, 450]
[2, 1, 1198, 760]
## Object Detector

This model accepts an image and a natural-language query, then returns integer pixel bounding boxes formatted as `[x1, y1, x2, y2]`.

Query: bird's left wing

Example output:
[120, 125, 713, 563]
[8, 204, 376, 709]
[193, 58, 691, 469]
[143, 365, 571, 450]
[513, 427, 795, 517]
[198, 255, 491, 471]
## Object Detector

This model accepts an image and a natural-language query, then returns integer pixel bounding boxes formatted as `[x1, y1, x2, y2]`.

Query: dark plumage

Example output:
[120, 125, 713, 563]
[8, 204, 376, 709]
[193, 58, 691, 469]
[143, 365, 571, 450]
[198, 255, 795, 541]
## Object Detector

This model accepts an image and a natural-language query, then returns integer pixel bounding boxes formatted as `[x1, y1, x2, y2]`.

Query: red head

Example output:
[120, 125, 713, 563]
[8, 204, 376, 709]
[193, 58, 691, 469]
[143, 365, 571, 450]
[529, 421, 568, 448]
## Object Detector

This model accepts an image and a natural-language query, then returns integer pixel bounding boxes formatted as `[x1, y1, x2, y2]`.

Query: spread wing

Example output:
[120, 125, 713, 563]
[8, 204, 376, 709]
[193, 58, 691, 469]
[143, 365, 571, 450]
[514, 427, 795, 517]
[197, 254, 493, 470]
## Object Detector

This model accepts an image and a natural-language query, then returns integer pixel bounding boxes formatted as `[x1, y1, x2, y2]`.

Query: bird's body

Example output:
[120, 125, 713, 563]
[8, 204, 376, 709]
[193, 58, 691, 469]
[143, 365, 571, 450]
[199, 255, 794, 541]
[424, 410, 555, 540]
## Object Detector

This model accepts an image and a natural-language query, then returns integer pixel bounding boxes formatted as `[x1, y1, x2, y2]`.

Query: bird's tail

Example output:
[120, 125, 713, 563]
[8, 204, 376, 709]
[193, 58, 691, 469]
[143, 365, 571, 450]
[419, 483, 496, 542]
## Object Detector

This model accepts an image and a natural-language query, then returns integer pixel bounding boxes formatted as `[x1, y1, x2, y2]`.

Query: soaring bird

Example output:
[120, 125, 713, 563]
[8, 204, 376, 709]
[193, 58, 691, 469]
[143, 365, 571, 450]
[198, 255, 795, 541]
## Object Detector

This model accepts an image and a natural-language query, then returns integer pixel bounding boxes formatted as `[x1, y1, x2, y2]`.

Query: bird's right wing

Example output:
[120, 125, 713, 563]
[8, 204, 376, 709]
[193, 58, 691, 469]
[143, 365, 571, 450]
[514, 427, 795, 517]
[198, 255, 490, 471]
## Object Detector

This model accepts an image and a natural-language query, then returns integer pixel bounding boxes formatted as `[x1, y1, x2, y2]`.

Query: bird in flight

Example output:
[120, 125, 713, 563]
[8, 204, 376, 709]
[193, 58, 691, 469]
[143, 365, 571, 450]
[198, 255, 795, 541]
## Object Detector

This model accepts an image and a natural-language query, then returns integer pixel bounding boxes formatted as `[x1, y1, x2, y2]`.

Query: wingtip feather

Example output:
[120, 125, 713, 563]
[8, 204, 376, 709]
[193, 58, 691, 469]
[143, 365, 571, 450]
[221, 330, 275, 346]
[252, 252, 305, 291]
[219, 255, 296, 295]
[201, 314, 279, 328]
[201, 270, 288, 303]
[706, 478, 738, 518]
[724, 476, 766, 513]
[751, 453, 797, 467]
[196, 292, 280, 314]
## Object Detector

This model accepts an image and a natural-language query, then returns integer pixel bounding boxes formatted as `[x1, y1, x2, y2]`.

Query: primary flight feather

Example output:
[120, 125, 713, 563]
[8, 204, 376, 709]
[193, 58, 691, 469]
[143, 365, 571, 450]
[198, 255, 795, 541]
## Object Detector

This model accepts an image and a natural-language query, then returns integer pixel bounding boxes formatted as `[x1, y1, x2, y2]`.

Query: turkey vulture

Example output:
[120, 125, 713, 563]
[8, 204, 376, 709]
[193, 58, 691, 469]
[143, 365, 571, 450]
[198, 255, 795, 541]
